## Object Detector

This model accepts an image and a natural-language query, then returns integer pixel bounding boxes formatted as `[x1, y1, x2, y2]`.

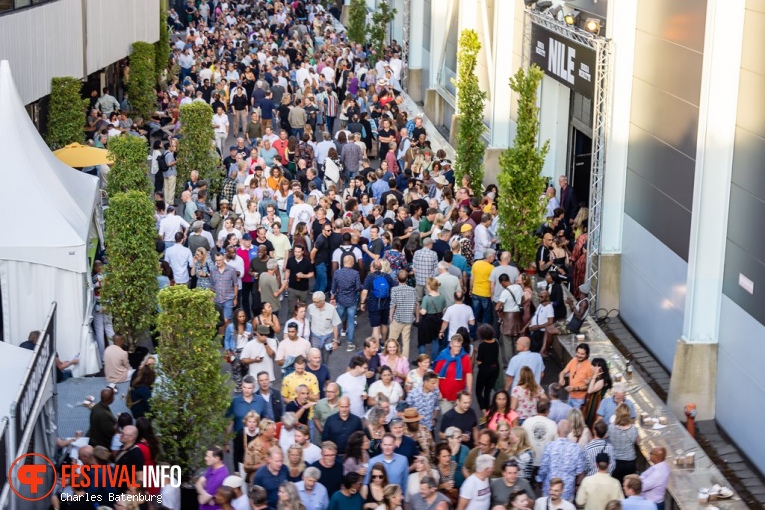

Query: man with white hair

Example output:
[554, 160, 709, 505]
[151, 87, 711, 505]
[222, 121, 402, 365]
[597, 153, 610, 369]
[308, 292, 342, 364]
[436, 261, 461, 307]
[457, 454, 494, 510]
[596, 382, 636, 424]
[296, 466, 329, 510]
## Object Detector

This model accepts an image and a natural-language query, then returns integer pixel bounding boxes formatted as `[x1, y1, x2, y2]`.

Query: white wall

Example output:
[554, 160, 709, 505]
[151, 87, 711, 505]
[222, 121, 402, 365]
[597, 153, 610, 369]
[86, 0, 160, 75]
[538, 76, 570, 181]
[0, 0, 85, 105]
[717, 295, 765, 474]
[620, 214, 687, 368]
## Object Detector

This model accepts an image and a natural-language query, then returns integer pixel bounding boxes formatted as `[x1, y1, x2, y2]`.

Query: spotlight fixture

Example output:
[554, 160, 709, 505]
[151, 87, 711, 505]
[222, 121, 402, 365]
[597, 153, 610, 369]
[584, 17, 601, 34]
[536, 1, 553, 11]
[524, 0, 536, 5]
[564, 10, 580, 26]
[549, 5, 563, 20]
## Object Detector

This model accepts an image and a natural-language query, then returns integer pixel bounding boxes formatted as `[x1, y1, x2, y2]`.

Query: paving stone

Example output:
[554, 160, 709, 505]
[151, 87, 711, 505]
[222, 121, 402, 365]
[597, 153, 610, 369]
[717, 445, 739, 455]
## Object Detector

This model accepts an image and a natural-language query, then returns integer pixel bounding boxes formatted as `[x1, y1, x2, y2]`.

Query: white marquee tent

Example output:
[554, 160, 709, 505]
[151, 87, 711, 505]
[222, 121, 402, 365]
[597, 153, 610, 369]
[0, 60, 101, 376]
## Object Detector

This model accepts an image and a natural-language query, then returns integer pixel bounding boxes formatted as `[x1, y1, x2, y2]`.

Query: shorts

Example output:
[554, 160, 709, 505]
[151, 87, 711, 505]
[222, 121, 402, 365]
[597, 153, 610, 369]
[368, 308, 390, 328]
[415, 284, 426, 302]
[218, 299, 234, 320]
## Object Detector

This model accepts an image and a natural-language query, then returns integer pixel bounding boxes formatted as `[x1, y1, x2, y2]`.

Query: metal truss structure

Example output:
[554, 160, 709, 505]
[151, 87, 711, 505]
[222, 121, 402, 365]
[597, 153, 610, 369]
[522, 9, 613, 308]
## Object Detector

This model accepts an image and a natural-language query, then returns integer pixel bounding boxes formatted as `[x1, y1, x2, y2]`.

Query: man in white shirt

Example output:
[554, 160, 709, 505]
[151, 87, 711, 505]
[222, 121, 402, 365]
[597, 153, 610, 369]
[489, 251, 520, 303]
[315, 131, 335, 166]
[225, 245, 244, 291]
[388, 52, 403, 81]
[213, 106, 229, 152]
[439, 291, 475, 341]
[458, 454, 494, 510]
[495, 273, 524, 365]
[336, 355, 368, 418]
[164, 232, 195, 286]
[158, 206, 190, 248]
[288, 191, 315, 235]
[523, 399, 558, 470]
[241, 325, 279, 381]
[436, 261, 461, 307]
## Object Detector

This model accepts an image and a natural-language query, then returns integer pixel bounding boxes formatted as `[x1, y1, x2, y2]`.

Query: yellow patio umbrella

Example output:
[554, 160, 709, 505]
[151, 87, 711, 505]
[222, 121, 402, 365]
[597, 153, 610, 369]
[53, 143, 113, 168]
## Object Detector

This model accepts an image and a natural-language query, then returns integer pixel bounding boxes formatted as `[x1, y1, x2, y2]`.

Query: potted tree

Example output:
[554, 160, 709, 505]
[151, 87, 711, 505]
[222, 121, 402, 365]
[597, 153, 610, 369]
[151, 285, 231, 508]
[105, 135, 152, 197]
[497, 65, 549, 272]
[177, 101, 220, 202]
[102, 191, 159, 351]
[45, 77, 87, 150]
[452, 29, 487, 196]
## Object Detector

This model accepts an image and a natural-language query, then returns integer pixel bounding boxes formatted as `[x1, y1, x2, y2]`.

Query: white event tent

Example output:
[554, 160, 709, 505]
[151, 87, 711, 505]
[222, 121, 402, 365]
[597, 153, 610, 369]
[0, 60, 101, 376]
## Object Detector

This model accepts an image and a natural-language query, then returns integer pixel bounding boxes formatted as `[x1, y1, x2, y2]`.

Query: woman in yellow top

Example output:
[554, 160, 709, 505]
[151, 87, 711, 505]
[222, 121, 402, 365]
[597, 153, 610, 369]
[267, 166, 283, 191]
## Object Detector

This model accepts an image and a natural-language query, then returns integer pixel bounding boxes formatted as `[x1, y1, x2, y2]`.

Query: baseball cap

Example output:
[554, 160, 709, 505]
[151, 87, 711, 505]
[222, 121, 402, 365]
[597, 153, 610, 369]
[223, 475, 243, 488]
[242, 233, 252, 241]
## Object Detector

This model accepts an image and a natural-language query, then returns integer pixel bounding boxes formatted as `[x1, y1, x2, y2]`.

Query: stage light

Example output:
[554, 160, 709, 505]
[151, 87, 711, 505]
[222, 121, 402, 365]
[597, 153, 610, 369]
[549, 5, 563, 20]
[584, 17, 601, 34]
[524, 0, 536, 6]
[536, 1, 553, 11]
[565, 10, 580, 26]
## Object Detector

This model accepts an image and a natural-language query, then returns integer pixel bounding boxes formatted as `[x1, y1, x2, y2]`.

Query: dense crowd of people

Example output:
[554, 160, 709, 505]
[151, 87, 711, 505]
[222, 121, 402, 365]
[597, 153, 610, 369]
[56, 1, 671, 510]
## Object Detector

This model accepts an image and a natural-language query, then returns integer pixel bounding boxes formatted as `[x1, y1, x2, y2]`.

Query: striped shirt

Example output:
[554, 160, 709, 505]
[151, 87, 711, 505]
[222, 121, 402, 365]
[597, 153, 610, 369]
[583, 439, 616, 476]
[210, 264, 238, 303]
[324, 93, 339, 117]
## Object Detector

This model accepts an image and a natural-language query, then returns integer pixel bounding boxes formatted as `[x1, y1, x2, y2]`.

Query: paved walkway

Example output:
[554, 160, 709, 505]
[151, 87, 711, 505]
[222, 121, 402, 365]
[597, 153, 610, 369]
[601, 317, 765, 509]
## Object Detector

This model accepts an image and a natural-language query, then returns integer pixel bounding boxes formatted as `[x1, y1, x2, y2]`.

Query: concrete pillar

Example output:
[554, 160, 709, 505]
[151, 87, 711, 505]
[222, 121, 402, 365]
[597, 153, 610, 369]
[667, 0, 746, 422]
[488, 0, 515, 148]
[407, 0, 425, 102]
[597, 0, 637, 312]
[538, 76, 569, 183]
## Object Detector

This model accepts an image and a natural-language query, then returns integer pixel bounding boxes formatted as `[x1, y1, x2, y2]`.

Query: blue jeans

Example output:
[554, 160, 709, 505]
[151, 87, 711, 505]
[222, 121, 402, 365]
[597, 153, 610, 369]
[291, 128, 304, 140]
[313, 262, 328, 293]
[311, 332, 335, 364]
[472, 295, 493, 328]
[418, 340, 440, 358]
[569, 397, 585, 409]
[164, 241, 175, 250]
[336, 304, 357, 347]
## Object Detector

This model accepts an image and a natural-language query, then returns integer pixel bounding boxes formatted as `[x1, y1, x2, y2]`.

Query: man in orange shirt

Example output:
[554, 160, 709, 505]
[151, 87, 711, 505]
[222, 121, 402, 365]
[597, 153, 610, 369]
[558, 343, 593, 409]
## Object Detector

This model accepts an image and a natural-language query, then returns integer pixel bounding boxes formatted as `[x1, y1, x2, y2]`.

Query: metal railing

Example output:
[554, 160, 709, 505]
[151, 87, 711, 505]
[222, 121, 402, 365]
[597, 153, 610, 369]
[12, 303, 56, 443]
[0, 418, 7, 497]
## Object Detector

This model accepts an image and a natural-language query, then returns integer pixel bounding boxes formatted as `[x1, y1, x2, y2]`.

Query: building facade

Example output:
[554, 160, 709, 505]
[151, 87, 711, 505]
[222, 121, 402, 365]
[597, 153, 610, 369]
[394, 0, 765, 474]
[0, 0, 159, 115]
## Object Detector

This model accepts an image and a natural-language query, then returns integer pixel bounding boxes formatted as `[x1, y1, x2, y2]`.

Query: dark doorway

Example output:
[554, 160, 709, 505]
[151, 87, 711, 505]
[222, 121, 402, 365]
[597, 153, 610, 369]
[569, 127, 592, 208]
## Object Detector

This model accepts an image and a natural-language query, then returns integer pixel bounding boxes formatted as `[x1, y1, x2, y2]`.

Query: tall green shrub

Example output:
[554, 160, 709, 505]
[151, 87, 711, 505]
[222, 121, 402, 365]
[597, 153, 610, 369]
[127, 42, 157, 120]
[347, 0, 367, 46]
[106, 135, 152, 196]
[155, 10, 171, 85]
[177, 101, 218, 192]
[368, 0, 397, 66]
[497, 65, 550, 269]
[452, 29, 487, 196]
[103, 191, 159, 349]
[46, 77, 87, 150]
[151, 285, 230, 476]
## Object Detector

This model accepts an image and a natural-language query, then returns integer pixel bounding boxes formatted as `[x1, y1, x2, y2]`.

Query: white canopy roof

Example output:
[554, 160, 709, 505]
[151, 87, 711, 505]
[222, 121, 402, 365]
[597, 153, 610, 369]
[0, 60, 98, 273]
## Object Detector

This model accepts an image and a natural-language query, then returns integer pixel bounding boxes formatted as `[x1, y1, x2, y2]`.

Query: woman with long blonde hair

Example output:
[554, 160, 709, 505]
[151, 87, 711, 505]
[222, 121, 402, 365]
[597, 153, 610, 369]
[507, 427, 535, 481]
[277, 482, 306, 510]
[567, 408, 592, 448]
[285, 444, 306, 482]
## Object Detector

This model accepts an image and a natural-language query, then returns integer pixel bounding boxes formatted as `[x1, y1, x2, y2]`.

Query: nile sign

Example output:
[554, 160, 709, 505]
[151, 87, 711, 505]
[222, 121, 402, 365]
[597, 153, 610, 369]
[529, 22, 597, 99]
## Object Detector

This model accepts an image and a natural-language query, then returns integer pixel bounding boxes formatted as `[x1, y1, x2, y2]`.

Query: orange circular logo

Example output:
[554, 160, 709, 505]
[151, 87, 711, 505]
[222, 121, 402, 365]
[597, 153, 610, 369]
[8, 453, 57, 502]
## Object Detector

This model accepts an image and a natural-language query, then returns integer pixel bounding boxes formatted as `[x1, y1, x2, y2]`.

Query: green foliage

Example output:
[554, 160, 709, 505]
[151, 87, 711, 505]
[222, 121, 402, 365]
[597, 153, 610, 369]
[105, 135, 152, 196]
[46, 77, 87, 150]
[151, 285, 231, 476]
[177, 101, 219, 197]
[347, 0, 368, 46]
[368, 0, 397, 66]
[498, 65, 550, 270]
[127, 42, 157, 120]
[155, 10, 171, 84]
[452, 29, 487, 196]
[103, 191, 159, 349]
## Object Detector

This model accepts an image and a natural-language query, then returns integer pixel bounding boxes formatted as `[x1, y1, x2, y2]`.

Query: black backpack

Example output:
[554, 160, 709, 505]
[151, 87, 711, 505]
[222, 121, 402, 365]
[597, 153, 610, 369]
[157, 152, 169, 174]
[339, 245, 357, 265]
